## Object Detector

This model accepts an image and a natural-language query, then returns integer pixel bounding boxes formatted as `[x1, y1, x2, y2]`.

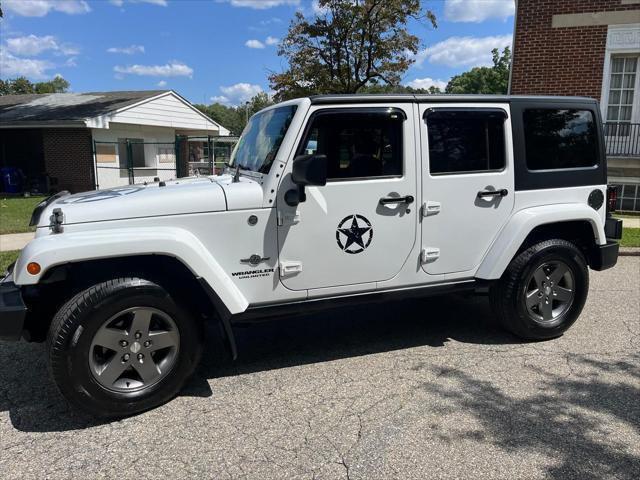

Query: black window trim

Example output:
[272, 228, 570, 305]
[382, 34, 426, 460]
[510, 99, 606, 191]
[295, 106, 407, 182]
[522, 107, 601, 173]
[423, 107, 509, 177]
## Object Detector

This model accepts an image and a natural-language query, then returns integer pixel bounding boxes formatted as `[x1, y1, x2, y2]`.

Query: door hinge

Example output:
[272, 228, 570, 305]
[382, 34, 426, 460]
[421, 201, 441, 217]
[277, 210, 301, 226]
[280, 260, 303, 276]
[421, 247, 440, 263]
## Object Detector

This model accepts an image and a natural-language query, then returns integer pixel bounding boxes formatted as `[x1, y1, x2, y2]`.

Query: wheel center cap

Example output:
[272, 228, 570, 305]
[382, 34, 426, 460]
[130, 342, 141, 353]
[544, 286, 552, 296]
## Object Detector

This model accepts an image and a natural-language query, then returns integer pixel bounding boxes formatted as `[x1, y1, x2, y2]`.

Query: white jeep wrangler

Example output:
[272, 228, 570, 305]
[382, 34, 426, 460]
[0, 94, 622, 417]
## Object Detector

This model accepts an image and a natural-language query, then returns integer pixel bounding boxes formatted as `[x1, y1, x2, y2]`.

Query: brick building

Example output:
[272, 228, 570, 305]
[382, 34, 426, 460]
[0, 90, 228, 193]
[510, 0, 640, 211]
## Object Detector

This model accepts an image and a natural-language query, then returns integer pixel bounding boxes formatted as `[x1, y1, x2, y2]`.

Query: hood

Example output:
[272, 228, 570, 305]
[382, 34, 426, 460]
[35, 175, 267, 228]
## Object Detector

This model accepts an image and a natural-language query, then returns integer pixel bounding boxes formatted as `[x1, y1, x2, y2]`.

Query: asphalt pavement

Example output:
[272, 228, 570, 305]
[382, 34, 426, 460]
[1, 257, 639, 479]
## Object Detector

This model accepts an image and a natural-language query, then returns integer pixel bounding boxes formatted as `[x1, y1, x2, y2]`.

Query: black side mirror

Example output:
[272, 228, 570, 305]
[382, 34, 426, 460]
[292, 154, 327, 187]
[285, 154, 327, 206]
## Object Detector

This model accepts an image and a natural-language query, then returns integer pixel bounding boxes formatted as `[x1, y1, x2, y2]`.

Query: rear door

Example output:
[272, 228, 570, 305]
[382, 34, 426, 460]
[419, 103, 515, 276]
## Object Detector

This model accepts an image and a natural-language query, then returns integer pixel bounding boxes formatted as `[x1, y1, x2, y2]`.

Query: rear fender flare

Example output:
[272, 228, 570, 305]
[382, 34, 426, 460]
[476, 204, 605, 280]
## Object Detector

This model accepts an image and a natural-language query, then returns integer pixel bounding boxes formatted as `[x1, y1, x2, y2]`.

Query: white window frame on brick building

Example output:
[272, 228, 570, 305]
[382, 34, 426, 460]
[600, 24, 640, 128]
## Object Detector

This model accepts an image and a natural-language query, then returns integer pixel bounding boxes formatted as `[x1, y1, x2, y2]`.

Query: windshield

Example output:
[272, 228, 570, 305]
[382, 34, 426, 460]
[229, 105, 297, 174]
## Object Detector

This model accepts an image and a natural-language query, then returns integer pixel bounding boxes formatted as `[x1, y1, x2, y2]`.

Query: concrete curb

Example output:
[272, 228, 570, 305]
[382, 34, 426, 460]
[619, 247, 640, 256]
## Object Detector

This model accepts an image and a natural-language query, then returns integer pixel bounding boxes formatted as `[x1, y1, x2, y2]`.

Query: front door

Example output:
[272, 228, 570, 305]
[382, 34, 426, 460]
[277, 105, 417, 291]
[419, 104, 515, 276]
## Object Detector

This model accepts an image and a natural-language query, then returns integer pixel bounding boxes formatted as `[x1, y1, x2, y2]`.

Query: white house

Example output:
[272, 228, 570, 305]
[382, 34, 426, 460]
[0, 90, 229, 192]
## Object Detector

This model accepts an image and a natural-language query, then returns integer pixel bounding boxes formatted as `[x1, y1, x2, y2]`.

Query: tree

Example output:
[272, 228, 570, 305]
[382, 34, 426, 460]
[269, 0, 436, 100]
[359, 84, 442, 95]
[195, 92, 275, 135]
[35, 75, 70, 94]
[0, 75, 71, 95]
[445, 47, 511, 95]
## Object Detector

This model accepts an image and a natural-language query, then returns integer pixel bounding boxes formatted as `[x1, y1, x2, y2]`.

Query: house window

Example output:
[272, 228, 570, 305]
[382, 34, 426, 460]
[426, 109, 506, 175]
[606, 56, 638, 136]
[118, 138, 146, 168]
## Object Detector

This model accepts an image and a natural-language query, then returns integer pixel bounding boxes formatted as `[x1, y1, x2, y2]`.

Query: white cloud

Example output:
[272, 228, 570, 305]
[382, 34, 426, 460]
[444, 0, 514, 23]
[114, 62, 193, 77]
[415, 35, 512, 68]
[211, 83, 264, 106]
[227, 0, 300, 9]
[157, 80, 167, 87]
[5, 34, 78, 56]
[260, 17, 282, 25]
[0, 50, 53, 78]
[3, 0, 90, 17]
[311, 0, 329, 15]
[245, 39, 265, 49]
[109, 0, 168, 6]
[107, 45, 146, 55]
[406, 77, 448, 91]
[265, 36, 279, 46]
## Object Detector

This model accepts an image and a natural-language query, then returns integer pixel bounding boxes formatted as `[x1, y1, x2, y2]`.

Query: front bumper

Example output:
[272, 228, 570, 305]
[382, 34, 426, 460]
[0, 269, 27, 341]
[589, 241, 619, 271]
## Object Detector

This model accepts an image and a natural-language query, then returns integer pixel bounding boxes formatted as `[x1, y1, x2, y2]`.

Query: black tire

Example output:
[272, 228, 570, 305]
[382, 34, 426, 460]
[490, 239, 589, 340]
[47, 277, 202, 417]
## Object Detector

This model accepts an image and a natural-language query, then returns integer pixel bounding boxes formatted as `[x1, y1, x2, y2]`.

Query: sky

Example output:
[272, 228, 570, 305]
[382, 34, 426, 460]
[0, 0, 515, 105]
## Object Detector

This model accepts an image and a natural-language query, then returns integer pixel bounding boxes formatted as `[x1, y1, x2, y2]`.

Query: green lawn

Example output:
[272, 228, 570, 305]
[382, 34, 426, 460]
[621, 228, 640, 248]
[0, 250, 20, 272]
[0, 196, 44, 234]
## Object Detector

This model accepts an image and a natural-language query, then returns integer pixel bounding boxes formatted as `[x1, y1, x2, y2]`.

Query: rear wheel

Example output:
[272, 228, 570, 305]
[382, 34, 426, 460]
[47, 277, 202, 417]
[490, 239, 589, 340]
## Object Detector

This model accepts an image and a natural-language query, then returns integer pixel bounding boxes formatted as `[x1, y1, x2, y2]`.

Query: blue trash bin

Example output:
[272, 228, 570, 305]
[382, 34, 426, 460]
[1, 167, 23, 194]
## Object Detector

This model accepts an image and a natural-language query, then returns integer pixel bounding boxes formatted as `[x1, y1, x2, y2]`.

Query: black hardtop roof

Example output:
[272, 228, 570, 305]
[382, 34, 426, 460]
[309, 94, 598, 105]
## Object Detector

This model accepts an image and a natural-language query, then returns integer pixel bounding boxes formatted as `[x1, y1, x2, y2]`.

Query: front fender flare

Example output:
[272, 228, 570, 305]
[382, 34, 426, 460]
[476, 204, 606, 280]
[14, 227, 249, 315]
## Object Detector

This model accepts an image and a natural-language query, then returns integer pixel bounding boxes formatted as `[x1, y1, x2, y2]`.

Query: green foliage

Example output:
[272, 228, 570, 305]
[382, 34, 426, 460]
[195, 92, 275, 135]
[269, 0, 436, 100]
[359, 84, 442, 95]
[445, 47, 511, 95]
[0, 75, 71, 95]
[0, 251, 21, 274]
[621, 228, 640, 248]
[0, 196, 44, 234]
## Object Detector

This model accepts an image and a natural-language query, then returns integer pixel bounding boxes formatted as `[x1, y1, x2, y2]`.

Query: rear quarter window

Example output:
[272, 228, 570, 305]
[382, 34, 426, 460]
[523, 109, 599, 170]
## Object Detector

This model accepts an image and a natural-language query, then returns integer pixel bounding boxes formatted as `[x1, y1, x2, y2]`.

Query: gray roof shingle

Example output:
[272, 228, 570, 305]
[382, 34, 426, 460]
[0, 90, 168, 125]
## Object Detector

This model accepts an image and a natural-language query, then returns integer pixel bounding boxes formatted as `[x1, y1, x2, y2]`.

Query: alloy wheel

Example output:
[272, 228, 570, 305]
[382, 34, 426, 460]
[89, 307, 180, 393]
[524, 261, 575, 323]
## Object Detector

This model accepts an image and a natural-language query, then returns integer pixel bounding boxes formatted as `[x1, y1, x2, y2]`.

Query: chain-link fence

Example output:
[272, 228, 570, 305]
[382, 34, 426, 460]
[94, 136, 238, 189]
[183, 135, 238, 176]
[94, 140, 178, 189]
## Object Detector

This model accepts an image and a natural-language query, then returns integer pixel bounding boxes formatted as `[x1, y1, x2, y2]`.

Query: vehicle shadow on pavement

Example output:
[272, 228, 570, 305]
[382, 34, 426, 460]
[0, 293, 511, 432]
[190, 293, 519, 387]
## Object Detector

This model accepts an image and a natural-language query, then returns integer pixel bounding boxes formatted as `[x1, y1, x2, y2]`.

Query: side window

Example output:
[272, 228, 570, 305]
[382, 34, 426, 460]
[523, 109, 599, 170]
[426, 110, 506, 175]
[300, 109, 404, 180]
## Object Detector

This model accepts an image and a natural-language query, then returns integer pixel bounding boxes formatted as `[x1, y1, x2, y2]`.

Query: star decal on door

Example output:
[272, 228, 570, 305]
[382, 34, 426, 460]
[336, 214, 373, 254]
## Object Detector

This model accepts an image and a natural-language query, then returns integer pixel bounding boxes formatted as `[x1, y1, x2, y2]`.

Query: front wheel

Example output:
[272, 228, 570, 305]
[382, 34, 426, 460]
[490, 239, 589, 340]
[47, 277, 202, 417]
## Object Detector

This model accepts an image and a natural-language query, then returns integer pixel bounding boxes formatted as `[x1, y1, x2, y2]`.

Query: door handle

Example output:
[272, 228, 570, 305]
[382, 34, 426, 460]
[477, 189, 508, 198]
[379, 195, 415, 205]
